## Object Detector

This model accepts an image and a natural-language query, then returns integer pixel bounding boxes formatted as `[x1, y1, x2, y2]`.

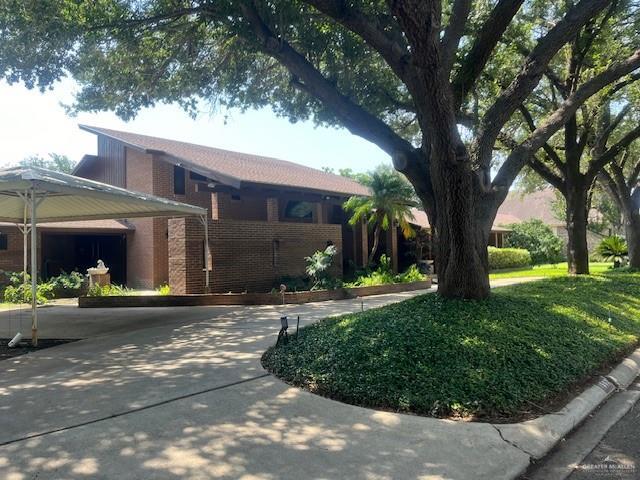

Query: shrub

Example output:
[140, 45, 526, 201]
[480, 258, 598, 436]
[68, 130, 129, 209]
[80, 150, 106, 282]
[505, 219, 564, 264]
[596, 236, 628, 267]
[346, 260, 426, 287]
[397, 264, 425, 283]
[305, 245, 339, 290]
[157, 284, 171, 296]
[48, 271, 86, 298]
[488, 247, 532, 270]
[3, 272, 55, 304]
[86, 283, 134, 297]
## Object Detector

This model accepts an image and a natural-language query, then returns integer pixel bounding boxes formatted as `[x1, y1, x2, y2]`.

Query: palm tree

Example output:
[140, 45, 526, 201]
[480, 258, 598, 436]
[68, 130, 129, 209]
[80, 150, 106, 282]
[344, 165, 417, 266]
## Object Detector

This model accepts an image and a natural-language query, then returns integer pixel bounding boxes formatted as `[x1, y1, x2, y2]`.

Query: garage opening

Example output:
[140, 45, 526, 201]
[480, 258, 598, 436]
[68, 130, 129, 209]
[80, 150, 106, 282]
[41, 233, 127, 284]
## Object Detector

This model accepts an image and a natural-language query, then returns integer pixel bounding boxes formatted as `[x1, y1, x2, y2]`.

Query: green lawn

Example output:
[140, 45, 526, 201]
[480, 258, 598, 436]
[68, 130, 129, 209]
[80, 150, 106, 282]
[263, 272, 640, 420]
[489, 262, 613, 279]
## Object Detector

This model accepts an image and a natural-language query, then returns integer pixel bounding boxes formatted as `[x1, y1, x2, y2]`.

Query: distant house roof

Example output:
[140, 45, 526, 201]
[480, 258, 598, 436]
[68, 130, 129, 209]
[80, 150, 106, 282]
[498, 189, 565, 227]
[408, 208, 512, 233]
[77, 125, 370, 197]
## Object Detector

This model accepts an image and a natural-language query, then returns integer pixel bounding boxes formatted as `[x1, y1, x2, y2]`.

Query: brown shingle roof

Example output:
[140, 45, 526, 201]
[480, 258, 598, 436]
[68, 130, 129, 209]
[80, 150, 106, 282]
[79, 125, 370, 197]
[408, 208, 512, 232]
[498, 189, 564, 226]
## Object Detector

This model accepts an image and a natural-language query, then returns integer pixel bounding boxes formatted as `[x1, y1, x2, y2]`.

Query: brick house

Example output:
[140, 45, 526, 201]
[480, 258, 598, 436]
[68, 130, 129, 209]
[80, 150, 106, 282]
[0, 125, 518, 293]
[69, 125, 376, 294]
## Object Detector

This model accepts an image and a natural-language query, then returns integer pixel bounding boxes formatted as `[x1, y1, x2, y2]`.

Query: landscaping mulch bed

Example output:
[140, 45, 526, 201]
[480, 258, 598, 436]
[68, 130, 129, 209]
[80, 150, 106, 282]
[0, 338, 78, 361]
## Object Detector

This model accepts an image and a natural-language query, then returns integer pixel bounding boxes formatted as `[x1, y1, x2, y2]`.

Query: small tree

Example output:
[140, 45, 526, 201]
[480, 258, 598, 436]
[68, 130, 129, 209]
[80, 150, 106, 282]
[505, 220, 564, 265]
[344, 165, 416, 266]
[305, 245, 338, 290]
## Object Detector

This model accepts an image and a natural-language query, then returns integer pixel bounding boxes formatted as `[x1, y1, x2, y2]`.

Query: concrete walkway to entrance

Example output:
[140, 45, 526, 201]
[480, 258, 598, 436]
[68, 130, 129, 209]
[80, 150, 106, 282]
[0, 279, 536, 480]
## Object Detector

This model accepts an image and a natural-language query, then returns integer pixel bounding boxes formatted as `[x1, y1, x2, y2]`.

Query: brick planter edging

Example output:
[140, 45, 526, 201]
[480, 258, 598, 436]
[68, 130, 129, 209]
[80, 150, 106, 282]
[78, 279, 432, 308]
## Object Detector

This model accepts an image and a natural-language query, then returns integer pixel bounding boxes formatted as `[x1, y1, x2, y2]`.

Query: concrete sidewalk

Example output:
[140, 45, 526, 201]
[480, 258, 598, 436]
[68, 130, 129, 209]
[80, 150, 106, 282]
[0, 278, 546, 479]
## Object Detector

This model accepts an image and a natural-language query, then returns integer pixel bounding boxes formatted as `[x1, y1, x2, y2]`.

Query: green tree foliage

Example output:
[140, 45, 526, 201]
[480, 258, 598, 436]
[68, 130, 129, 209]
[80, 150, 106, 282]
[1, 0, 637, 298]
[504, 1, 640, 275]
[19, 153, 76, 174]
[505, 220, 565, 264]
[343, 165, 416, 265]
[304, 244, 338, 290]
[322, 166, 372, 186]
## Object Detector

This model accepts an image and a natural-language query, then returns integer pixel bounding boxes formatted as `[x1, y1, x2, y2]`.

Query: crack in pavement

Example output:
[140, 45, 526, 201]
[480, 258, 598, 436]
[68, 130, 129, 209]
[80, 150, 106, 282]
[0, 372, 271, 448]
[491, 424, 536, 459]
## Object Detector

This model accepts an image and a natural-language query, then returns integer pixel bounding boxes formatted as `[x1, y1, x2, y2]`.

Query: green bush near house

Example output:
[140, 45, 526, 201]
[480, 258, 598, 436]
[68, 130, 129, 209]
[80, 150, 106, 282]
[86, 283, 135, 297]
[345, 255, 426, 287]
[3, 271, 58, 304]
[487, 247, 531, 270]
[263, 272, 640, 419]
[48, 271, 86, 298]
[505, 219, 565, 264]
[2, 270, 86, 304]
[305, 245, 341, 290]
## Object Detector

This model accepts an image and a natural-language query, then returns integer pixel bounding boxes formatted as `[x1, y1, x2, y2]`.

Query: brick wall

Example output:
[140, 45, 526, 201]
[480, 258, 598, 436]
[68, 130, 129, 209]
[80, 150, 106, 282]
[0, 226, 42, 287]
[169, 217, 343, 294]
[0, 226, 29, 273]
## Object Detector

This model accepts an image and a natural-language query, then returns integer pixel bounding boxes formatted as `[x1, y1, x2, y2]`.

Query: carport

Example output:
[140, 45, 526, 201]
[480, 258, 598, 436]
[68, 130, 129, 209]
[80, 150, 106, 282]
[0, 166, 208, 345]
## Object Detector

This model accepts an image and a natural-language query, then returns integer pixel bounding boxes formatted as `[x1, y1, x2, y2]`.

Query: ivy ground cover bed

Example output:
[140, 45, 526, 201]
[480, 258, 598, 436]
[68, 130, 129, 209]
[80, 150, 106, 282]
[262, 272, 640, 421]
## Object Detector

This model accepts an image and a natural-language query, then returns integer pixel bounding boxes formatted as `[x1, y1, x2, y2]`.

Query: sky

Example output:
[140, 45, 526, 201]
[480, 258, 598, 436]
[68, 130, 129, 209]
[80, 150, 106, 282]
[0, 79, 390, 172]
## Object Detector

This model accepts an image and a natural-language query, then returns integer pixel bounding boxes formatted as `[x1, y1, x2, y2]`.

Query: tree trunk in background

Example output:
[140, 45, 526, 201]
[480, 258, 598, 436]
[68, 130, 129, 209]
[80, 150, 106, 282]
[565, 185, 590, 274]
[624, 211, 640, 269]
[368, 224, 382, 266]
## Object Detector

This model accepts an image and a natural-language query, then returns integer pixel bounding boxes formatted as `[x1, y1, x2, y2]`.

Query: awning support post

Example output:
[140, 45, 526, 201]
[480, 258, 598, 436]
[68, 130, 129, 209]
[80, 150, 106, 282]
[30, 188, 38, 346]
[199, 215, 210, 292]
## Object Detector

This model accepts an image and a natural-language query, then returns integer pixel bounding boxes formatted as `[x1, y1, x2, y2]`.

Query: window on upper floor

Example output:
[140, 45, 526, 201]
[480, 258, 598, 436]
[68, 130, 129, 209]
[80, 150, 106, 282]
[284, 201, 314, 221]
[0, 233, 7, 250]
[189, 171, 208, 182]
[174, 165, 186, 195]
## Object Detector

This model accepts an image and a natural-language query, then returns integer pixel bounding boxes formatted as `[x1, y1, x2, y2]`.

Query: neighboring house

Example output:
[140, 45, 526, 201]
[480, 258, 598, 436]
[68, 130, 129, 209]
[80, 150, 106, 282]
[407, 208, 512, 248]
[496, 189, 605, 252]
[400, 208, 513, 270]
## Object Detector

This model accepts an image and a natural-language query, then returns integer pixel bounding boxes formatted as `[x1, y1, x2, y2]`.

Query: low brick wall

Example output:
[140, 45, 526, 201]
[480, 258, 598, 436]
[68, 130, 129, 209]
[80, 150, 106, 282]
[78, 279, 432, 308]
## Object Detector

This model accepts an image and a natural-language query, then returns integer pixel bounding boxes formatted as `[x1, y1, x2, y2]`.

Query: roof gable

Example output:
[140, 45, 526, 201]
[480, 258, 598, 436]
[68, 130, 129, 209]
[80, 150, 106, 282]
[79, 125, 370, 197]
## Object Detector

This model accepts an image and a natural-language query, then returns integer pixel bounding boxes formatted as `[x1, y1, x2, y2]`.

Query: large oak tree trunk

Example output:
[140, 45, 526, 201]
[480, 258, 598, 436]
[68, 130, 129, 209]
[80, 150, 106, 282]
[429, 153, 491, 300]
[565, 185, 590, 274]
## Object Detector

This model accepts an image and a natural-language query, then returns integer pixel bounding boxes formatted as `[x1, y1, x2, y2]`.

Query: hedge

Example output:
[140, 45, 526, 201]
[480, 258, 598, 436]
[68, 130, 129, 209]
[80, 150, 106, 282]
[488, 246, 531, 270]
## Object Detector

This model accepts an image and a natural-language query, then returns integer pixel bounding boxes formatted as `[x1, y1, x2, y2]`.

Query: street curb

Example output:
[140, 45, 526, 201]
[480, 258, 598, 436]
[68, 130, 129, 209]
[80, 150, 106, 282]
[495, 345, 640, 468]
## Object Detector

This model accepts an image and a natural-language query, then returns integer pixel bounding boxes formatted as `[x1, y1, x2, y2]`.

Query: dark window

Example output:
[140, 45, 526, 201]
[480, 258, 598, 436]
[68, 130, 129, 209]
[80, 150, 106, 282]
[0, 233, 7, 250]
[189, 171, 208, 182]
[231, 194, 241, 201]
[284, 201, 314, 220]
[174, 166, 186, 195]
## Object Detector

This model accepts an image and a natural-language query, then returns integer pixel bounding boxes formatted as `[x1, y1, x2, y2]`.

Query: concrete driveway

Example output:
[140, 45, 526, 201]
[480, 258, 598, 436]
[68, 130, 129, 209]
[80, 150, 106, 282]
[0, 282, 533, 480]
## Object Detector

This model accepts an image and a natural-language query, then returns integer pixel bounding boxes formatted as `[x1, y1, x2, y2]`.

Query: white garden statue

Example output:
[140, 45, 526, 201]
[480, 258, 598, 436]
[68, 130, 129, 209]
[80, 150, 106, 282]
[87, 260, 109, 276]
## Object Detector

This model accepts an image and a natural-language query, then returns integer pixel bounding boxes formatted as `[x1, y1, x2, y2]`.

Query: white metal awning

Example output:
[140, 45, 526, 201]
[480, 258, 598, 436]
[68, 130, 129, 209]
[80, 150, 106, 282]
[0, 167, 205, 222]
[0, 166, 210, 347]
